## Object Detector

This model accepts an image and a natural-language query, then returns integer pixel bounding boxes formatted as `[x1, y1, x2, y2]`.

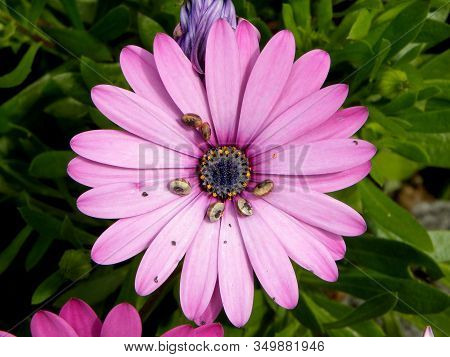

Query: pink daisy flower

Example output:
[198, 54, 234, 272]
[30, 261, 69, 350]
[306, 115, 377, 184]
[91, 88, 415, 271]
[162, 323, 224, 337]
[68, 19, 375, 327]
[423, 326, 434, 337]
[30, 299, 141, 337]
[0, 298, 223, 337]
[0, 298, 141, 337]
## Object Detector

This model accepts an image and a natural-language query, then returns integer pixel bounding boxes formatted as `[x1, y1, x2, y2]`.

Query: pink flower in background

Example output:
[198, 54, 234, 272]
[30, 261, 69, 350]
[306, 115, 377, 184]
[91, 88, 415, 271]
[0, 331, 15, 337]
[161, 323, 224, 337]
[423, 326, 434, 337]
[0, 298, 223, 337]
[68, 19, 375, 327]
[30, 298, 141, 337]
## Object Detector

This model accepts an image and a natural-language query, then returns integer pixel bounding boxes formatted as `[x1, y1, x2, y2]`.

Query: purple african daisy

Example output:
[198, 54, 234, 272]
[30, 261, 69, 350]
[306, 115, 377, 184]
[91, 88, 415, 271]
[68, 20, 375, 327]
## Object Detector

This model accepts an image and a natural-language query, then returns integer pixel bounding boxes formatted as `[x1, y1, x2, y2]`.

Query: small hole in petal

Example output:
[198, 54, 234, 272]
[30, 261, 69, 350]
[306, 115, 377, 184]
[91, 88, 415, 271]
[353, 140, 358, 145]
[154, 276, 158, 283]
[142, 192, 148, 197]
[171, 241, 176, 246]
[223, 240, 227, 244]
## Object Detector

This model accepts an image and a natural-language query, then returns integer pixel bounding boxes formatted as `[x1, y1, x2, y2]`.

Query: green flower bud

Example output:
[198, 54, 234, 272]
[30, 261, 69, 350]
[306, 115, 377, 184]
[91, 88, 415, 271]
[59, 249, 92, 281]
[378, 68, 409, 99]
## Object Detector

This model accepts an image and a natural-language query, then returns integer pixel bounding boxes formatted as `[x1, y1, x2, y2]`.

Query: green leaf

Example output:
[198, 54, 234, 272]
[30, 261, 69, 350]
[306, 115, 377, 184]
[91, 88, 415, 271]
[0, 226, 33, 274]
[0, 74, 53, 122]
[90, 5, 130, 42]
[416, 19, 450, 49]
[348, 9, 374, 40]
[44, 28, 112, 61]
[79, 56, 128, 89]
[331, 41, 374, 67]
[52, 72, 90, 103]
[29, 0, 47, 24]
[29, 151, 74, 179]
[60, 0, 84, 29]
[380, 92, 417, 113]
[311, 293, 385, 336]
[54, 267, 128, 307]
[429, 231, 450, 262]
[58, 249, 92, 281]
[403, 109, 450, 133]
[359, 179, 433, 252]
[345, 237, 443, 280]
[31, 271, 66, 305]
[383, 138, 431, 163]
[377, 0, 429, 59]
[25, 235, 54, 271]
[291, 292, 324, 334]
[0, 43, 40, 88]
[316, 0, 332, 33]
[290, 0, 311, 30]
[282, 4, 302, 47]
[370, 150, 420, 185]
[419, 50, 450, 80]
[325, 292, 398, 329]
[137, 13, 164, 52]
[19, 206, 95, 245]
[302, 270, 450, 314]
[44, 97, 88, 120]
[391, 132, 450, 168]
[417, 86, 441, 101]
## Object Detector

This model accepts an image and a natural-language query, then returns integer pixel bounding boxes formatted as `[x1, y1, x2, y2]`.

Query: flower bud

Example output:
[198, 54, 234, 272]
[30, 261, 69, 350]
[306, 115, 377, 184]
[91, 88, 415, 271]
[378, 68, 409, 99]
[175, 0, 237, 73]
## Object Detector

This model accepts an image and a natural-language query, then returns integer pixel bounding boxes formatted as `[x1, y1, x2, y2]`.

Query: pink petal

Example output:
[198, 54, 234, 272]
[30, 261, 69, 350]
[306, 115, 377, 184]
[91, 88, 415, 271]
[252, 162, 371, 193]
[77, 181, 195, 219]
[253, 139, 376, 176]
[135, 194, 210, 296]
[296, 222, 346, 261]
[236, 30, 295, 146]
[180, 220, 219, 321]
[249, 84, 349, 153]
[292, 106, 369, 145]
[261, 188, 367, 237]
[68, 157, 196, 188]
[161, 325, 194, 337]
[30, 311, 78, 337]
[92, 193, 197, 264]
[191, 323, 224, 337]
[218, 203, 254, 327]
[236, 202, 299, 308]
[423, 326, 434, 337]
[70, 130, 198, 169]
[59, 298, 102, 337]
[91, 85, 203, 156]
[0, 331, 15, 337]
[194, 283, 223, 326]
[120, 45, 180, 118]
[235, 20, 260, 116]
[248, 197, 339, 281]
[153, 33, 216, 145]
[205, 20, 240, 144]
[100, 303, 142, 337]
[268, 50, 330, 123]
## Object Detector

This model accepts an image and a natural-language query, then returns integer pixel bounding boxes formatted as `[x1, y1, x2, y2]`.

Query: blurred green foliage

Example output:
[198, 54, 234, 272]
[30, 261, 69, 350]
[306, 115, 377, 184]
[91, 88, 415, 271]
[0, 0, 449, 337]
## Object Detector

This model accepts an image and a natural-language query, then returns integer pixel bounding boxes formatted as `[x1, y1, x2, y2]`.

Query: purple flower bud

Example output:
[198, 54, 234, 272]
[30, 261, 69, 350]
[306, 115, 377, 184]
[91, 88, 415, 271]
[175, 0, 237, 73]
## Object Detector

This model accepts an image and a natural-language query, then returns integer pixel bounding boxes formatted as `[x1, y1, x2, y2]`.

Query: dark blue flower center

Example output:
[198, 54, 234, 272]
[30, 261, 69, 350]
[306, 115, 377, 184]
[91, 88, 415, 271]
[199, 146, 250, 200]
